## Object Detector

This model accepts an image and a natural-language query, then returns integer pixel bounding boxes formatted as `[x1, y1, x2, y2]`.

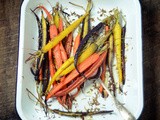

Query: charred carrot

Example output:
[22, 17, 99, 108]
[52, 109, 113, 117]
[42, 54, 50, 94]
[121, 25, 126, 85]
[39, 11, 47, 68]
[30, 9, 42, 82]
[46, 53, 100, 100]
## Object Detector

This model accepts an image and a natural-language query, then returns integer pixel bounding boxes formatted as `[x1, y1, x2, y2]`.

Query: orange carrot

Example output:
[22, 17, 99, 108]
[59, 42, 68, 62]
[105, 26, 109, 33]
[39, 68, 42, 81]
[50, 25, 58, 38]
[99, 57, 107, 93]
[46, 53, 100, 100]
[49, 25, 58, 77]
[36, 6, 53, 24]
[53, 44, 63, 69]
[65, 32, 73, 57]
[58, 17, 64, 33]
[48, 50, 55, 77]
[58, 17, 68, 62]
[73, 33, 81, 55]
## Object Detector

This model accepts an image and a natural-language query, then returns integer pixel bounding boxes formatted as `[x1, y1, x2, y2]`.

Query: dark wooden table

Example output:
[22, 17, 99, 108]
[0, 0, 159, 120]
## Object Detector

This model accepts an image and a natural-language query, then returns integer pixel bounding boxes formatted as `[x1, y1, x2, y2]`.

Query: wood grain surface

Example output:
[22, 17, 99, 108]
[0, 0, 159, 120]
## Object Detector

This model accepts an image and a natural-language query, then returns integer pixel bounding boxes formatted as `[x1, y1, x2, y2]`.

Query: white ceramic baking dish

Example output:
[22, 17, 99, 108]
[16, 0, 143, 120]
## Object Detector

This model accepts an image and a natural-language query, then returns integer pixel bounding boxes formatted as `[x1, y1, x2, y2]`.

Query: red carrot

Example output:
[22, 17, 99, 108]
[65, 32, 73, 57]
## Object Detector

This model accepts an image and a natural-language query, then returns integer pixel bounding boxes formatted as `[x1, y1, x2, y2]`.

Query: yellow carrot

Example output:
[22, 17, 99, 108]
[39, 11, 47, 68]
[41, 13, 88, 53]
[113, 18, 122, 88]
[82, 0, 92, 38]
[54, 7, 60, 28]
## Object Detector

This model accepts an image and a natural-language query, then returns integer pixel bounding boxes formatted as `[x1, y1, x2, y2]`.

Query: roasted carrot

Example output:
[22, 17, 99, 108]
[113, 11, 122, 89]
[53, 44, 63, 69]
[65, 32, 73, 57]
[58, 17, 64, 33]
[52, 109, 113, 117]
[108, 34, 116, 96]
[121, 25, 126, 85]
[30, 9, 42, 82]
[46, 53, 100, 100]
[59, 42, 68, 62]
[39, 68, 43, 81]
[49, 25, 58, 38]
[105, 26, 109, 33]
[48, 25, 57, 77]
[54, 4, 60, 28]
[99, 57, 107, 93]
[38, 11, 47, 68]
[42, 54, 50, 94]
[36, 6, 53, 24]
[54, 51, 107, 97]
[82, 0, 92, 38]
[58, 10, 73, 58]
[58, 17, 68, 62]
[73, 28, 81, 55]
